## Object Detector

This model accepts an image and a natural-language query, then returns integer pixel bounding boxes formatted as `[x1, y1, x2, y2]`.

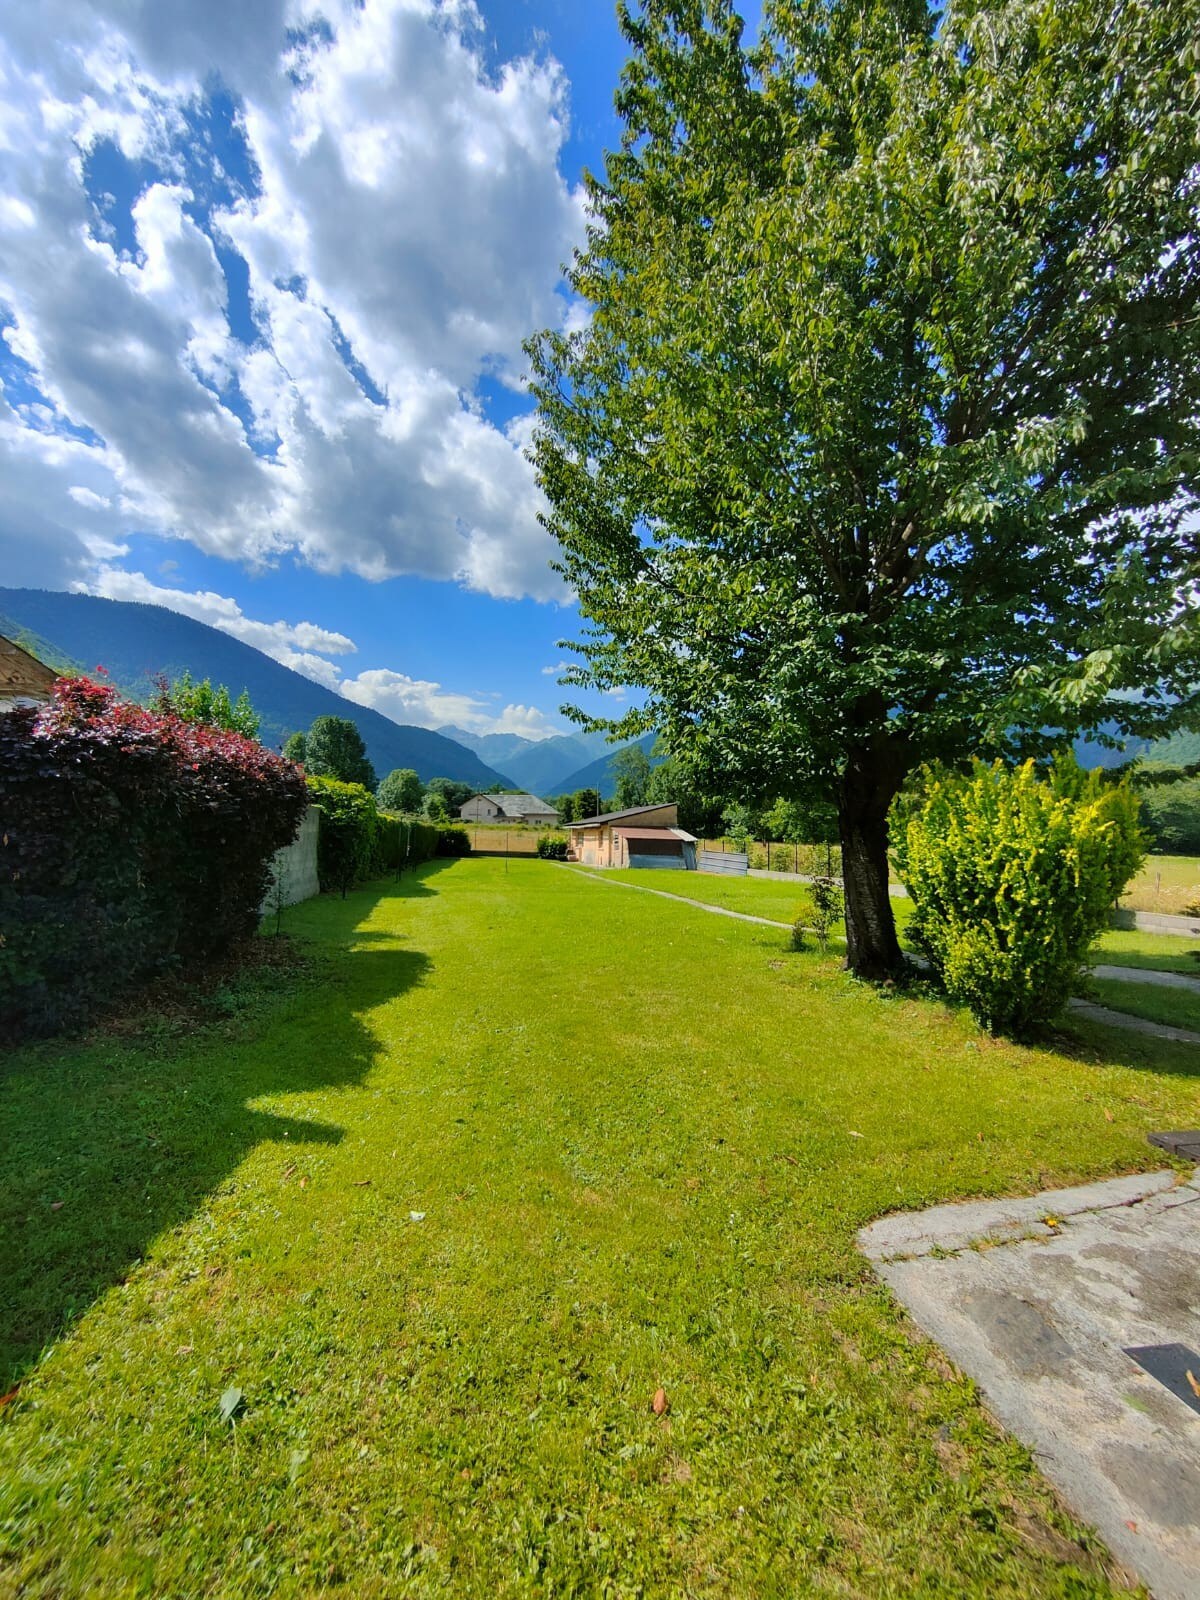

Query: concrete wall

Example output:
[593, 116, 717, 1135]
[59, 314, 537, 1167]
[261, 805, 320, 914]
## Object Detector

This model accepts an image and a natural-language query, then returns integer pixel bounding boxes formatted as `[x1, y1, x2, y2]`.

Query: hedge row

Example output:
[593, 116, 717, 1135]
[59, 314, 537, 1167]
[1, 677, 307, 1041]
[307, 778, 469, 892]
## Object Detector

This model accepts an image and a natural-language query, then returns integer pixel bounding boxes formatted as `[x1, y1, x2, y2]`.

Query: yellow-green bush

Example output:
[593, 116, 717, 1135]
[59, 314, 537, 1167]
[902, 756, 1144, 1034]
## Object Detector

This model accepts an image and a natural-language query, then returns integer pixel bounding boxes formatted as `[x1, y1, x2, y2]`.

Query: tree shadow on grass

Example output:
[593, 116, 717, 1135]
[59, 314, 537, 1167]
[1037, 1014, 1200, 1083]
[0, 877, 437, 1389]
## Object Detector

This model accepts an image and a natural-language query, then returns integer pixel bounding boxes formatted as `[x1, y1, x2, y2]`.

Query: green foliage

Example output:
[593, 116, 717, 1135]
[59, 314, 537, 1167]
[645, 752, 725, 837]
[282, 731, 307, 764]
[435, 826, 472, 857]
[1136, 772, 1200, 855]
[574, 787, 602, 820]
[304, 716, 376, 790]
[376, 767, 424, 814]
[423, 791, 451, 823]
[426, 777, 474, 811]
[375, 817, 442, 871]
[536, 833, 570, 860]
[306, 775, 379, 896]
[902, 757, 1146, 1033]
[809, 877, 845, 956]
[156, 670, 261, 740]
[721, 802, 759, 849]
[762, 796, 839, 847]
[612, 744, 652, 809]
[1, 677, 305, 1040]
[527, 0, 1200, 975]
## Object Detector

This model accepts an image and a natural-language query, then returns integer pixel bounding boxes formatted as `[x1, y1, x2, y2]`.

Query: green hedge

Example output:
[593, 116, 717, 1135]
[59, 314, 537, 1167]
[307, 775, 380, 895]
[377, 817, 442, 869]
[436, 826, 471, 857]
[536, 833, 569, 860]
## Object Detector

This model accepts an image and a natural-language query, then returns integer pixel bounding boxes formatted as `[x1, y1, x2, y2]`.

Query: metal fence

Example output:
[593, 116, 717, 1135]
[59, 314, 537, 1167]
[698, 848, 749, 876]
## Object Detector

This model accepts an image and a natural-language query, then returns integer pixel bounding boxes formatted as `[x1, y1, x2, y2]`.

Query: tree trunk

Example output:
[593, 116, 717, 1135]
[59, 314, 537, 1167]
[837, 775, 903, 980]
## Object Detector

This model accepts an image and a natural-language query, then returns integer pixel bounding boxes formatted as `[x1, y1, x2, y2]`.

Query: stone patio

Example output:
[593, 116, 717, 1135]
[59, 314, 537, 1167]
[859, 1165, 1200, 1600]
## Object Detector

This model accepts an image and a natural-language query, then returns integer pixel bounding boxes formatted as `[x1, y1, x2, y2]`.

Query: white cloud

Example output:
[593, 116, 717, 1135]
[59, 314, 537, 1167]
[81, 567, 357, 683]
[541, 659, 569, 676]
[76, 567, 565, 736]
[340, 668, 564, 739]
[0, 0, 583, 601]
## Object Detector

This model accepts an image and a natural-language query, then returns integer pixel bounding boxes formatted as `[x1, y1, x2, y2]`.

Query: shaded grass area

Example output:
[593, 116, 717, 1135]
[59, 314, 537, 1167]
[3, 859, 1199, 1598]
[1089, 927, 1200, 975]
[1089, 977, 1200, 1035]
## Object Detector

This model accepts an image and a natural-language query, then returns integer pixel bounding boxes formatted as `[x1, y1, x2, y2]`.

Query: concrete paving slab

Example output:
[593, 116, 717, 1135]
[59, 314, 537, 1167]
[1092, 965, 1200, 993]
[1066, 998, 1200, 1044]
[860, 1170, 1200, 1600]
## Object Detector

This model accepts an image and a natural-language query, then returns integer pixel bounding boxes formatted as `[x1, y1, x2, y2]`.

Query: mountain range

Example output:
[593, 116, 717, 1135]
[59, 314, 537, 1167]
[0, 588, 507, 788]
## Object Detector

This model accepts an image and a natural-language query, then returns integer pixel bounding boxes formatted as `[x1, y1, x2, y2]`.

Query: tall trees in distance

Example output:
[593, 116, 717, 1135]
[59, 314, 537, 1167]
[528, 0, 1200, 976]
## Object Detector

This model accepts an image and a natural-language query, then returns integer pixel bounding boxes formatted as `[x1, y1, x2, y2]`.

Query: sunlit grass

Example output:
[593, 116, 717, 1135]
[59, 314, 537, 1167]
[3, 857, 1196, 1597]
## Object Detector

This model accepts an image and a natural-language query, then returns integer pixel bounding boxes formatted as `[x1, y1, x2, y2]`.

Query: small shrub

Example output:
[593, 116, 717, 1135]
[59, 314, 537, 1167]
[536, 833, 569, 860]
[307, 775, 379, 895]
[436, 826, 472, 857]
[809, 876, 844, 954]
[902, 756, 1145, 1034]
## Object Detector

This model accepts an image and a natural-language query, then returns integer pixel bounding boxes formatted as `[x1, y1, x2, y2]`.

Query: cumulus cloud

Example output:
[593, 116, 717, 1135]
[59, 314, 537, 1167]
[78, 567, 564, 735]
[83, 566, 357, 684]
[0, 0, 581, 600]
[341, 668, 564, 739]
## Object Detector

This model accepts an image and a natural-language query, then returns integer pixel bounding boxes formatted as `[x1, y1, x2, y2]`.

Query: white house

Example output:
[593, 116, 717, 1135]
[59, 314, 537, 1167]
[459, 792, 560, 826]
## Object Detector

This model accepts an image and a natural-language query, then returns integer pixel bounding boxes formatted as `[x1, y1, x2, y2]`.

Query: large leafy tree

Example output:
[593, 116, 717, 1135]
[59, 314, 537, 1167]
[304, 715, 376, 790]
[376, 767, 424, 813]
[528, 0, 1200, 976]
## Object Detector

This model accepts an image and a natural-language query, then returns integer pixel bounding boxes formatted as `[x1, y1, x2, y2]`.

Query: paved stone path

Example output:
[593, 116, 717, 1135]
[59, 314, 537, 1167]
[860, 1169, 1200, 1600]
[1067, 999, 1200, 1046]
[1093, 964, 1200, 992]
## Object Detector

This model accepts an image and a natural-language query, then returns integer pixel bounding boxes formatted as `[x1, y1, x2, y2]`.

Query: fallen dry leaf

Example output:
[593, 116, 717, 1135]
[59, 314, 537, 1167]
[282, 1163, 296, 1180]
[353, 1179, 372, 1187]
[0, 1385, 20, 1408]
[50, 1201, 64, 1211]
[299, 1175, 309, 1190]
[1186, 1370, 1200, 1400]
[1103, 1109, 1114, 1123]
[651, 1387, 669, 1416]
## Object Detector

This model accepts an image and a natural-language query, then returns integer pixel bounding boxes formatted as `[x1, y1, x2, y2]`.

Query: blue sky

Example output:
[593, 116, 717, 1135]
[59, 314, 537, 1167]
[1, 1, 760, 739]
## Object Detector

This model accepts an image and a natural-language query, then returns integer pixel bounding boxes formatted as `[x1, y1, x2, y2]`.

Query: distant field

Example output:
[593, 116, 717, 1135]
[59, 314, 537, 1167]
[1118, 854, 1200, 915]
[462, 823, 551, 855]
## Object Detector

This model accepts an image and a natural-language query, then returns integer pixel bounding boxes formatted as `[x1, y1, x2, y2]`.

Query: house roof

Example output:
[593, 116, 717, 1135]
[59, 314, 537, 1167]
[567, 803, 676, 829]
[0, 634, 58, 698]
[612, 826, 696, 843]
[464, 792, 557, 818]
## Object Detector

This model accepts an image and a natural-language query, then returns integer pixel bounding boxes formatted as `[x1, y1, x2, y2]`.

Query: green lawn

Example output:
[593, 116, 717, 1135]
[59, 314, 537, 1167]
[3, 859, 1198, 1598]
[582, 864, 919, 936]
[1089, 977, 1200, 1035]
[1089, 926, 1200, 975]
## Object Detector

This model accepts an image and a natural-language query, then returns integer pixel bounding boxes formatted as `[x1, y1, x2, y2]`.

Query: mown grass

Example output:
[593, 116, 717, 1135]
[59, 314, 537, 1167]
[1089, 977, 1200, 1035]
[588, 867, 1200, 978]
[1089, 927, 1200, 975]
[3, 858, 1198, 1598]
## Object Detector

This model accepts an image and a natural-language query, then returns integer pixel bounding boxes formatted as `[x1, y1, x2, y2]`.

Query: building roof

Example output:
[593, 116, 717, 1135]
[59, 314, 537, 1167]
[464, 791, 557, 818]
[612, 825, 696, 843]
[567, 803, 676, 829]
[0, 634, 58, 699]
